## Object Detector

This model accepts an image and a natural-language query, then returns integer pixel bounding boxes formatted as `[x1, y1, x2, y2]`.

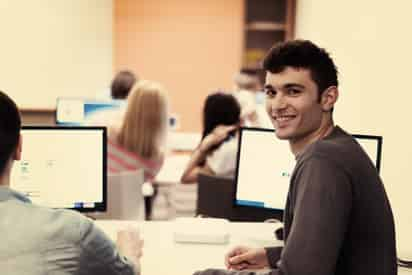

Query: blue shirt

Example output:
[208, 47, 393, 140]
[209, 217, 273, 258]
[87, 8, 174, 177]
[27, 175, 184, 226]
[0, 186, 137, 275]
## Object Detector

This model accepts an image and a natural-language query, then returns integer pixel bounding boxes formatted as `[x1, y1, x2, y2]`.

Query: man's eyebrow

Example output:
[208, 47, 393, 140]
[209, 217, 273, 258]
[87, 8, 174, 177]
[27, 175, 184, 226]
[264, 83, 305, 90]
[283, 83, 305, 89]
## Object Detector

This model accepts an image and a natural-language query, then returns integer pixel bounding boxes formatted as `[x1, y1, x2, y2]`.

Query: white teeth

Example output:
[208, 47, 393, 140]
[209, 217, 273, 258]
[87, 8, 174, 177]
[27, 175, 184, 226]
[276, 116, 292, 122]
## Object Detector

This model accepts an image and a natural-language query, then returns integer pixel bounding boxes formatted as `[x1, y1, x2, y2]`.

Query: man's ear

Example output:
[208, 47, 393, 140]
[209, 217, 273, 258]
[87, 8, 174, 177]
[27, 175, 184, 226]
[13, 134, 22, 161]
[321, 86, 339, 112]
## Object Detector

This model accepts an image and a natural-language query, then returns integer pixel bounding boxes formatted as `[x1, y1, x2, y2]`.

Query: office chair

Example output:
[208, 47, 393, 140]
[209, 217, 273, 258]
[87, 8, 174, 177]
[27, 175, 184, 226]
[196, 173, 235, 220]
[94, 169, 145, 220]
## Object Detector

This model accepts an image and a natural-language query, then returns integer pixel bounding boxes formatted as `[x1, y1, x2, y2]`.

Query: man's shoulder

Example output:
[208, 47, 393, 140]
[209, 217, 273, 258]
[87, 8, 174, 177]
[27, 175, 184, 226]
[295, 130, 362, 176]
[26, 202, 87, 220]
[21, 203, 93, 242]
[303, 127, 357, 159]
[297, 127, 371, 179]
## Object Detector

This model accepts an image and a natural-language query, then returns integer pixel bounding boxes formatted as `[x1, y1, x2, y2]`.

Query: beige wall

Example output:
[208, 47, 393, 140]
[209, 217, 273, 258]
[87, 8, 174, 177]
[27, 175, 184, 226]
[114, 0, 244, 132]
[0, 0, 113, 109]
[296, 0, 412, 254]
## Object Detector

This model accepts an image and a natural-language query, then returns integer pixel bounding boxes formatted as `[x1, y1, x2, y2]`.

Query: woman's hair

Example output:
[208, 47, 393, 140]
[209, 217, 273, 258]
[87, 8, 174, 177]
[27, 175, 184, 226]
[117, 80, 168, 159]
[202, 92, 241, 140]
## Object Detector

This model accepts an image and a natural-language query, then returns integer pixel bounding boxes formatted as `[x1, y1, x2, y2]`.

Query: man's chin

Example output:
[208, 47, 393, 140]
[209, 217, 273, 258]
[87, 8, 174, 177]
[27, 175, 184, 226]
[275, 131, 290, 140]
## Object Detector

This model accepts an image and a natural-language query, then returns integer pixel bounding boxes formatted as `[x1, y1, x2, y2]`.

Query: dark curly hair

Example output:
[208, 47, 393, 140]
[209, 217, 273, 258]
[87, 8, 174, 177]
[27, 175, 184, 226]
[263, 40, 338, 97]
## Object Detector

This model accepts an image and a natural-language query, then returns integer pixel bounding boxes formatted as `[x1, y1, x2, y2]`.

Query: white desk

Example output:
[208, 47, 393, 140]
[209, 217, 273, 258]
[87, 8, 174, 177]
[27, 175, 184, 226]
[95, 220, 412, 275]
[95, 220, 282, 275]
[401, 267, 412, 275]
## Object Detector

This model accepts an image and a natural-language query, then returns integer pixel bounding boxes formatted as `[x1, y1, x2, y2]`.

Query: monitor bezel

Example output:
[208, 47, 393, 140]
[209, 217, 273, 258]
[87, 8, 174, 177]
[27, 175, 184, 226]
[19, 126, 107, 213]
[352, 134, 383, 173]
[233, 127, 383, 215]
[233, 127, 283, 219]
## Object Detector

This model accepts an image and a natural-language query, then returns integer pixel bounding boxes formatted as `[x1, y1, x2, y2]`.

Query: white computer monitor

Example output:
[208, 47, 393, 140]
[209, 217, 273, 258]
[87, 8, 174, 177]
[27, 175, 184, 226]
[56, 97, 125, 126]
[234, 127, 383, 211]
[56, 97, 179, 130]
[353, 134, 382, 172]
[10, 126, 107, 212]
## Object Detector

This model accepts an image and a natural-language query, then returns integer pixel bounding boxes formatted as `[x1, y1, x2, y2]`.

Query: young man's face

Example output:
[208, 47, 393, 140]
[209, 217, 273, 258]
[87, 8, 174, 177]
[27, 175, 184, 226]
[264, 67, 326, 143]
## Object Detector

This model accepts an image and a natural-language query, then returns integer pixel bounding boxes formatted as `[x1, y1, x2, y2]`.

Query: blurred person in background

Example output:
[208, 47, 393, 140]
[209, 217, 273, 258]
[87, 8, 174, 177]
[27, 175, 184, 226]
[107, 80, 169, 182]
[181, 92, 241, 183]
[233, 68, 272, 128]
[87, 70, 138, 128]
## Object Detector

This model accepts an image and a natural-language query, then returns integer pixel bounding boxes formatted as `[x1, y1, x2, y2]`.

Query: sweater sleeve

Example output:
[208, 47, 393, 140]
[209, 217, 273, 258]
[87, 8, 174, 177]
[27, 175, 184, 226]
[193, 154, 352, 275]
[78, 218, 138, 275]
[276, 155, 352, 275]
[265, 246, 283, 268]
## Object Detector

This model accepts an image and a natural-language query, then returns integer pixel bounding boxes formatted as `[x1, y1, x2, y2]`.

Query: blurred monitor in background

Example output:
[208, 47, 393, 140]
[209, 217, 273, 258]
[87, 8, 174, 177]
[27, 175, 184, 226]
[56, 97, 126, 127]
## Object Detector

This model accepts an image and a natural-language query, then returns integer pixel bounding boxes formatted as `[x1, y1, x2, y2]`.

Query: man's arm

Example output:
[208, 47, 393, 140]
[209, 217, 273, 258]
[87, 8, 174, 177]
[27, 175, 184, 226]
[78, 219, 140, 275]
[273, 155, 352, 274]
[194, 155, 352, 275]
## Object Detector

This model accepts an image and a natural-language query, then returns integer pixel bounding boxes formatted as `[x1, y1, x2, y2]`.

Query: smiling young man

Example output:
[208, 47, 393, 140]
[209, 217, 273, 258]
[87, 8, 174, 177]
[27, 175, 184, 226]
[193, 40, 397, 275]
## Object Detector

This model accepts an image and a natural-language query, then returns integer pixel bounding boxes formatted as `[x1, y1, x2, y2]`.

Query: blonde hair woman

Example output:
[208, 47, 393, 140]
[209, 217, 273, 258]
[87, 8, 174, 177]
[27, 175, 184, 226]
[108, 80, 168, 181]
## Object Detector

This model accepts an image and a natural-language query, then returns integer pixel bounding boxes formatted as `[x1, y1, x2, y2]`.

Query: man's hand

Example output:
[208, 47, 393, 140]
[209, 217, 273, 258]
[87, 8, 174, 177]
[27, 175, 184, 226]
[225, 246, 269, 270]
[116, 226, 144, 268]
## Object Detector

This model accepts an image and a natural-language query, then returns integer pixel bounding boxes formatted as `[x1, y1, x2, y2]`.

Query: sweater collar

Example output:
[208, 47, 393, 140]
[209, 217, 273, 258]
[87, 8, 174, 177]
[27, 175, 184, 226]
[0, 186, 31, 203]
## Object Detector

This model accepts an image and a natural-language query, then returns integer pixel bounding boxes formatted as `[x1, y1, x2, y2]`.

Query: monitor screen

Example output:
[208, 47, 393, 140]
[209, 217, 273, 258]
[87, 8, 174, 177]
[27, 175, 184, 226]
[56, 97, 178, 129]
[56, 97, 125, 126]
[10, 126, 107, 212]
[353, 134, 382, 172]
[234, 127, 383, 211]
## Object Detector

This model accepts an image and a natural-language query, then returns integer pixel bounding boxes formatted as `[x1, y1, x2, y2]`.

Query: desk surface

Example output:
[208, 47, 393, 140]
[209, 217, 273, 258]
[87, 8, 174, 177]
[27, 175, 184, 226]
[94, 220, 412, 275]
[95, 220, 281, 275]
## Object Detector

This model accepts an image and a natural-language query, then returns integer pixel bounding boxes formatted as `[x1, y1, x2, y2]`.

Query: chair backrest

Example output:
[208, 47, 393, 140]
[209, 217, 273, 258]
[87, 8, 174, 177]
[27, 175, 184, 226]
[196, 174, 235, 220]
[96, 169, 145, 220]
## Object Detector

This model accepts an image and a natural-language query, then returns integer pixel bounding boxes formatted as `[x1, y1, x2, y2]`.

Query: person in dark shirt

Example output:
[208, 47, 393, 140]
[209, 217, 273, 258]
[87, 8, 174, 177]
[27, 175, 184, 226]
[193, 40, 397, 275]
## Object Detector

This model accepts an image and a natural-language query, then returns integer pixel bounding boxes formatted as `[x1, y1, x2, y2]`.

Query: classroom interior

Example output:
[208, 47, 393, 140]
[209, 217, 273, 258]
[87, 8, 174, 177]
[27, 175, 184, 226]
[2, 0, 412, 268]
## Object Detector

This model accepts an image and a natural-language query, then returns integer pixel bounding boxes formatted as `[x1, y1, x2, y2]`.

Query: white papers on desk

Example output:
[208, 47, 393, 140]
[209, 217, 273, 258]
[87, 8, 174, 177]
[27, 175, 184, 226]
[173, 217, 230, 244]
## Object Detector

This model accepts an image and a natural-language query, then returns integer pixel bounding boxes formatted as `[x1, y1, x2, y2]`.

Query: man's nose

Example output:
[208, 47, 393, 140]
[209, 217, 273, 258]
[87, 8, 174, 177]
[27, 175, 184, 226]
[267, 94, 287, 114]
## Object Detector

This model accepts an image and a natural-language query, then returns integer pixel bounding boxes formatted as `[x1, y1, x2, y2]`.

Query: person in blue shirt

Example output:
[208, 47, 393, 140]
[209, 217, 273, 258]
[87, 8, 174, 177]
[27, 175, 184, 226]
[0, 90, 142, 275]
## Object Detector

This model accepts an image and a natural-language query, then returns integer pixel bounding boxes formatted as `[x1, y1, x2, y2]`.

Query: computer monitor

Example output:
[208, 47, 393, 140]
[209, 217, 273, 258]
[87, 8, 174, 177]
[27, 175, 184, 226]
[234, 127, 383, 213]
[56, 97, 125, 126]
[56, 97, 179, 129]
[10, 126, 107, 212]
[353, 134, 382, 173]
